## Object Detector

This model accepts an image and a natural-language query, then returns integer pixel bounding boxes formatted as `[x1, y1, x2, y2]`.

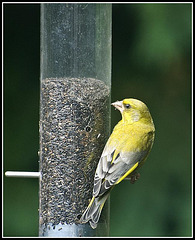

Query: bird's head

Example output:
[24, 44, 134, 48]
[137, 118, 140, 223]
[111, 98, 153, 124]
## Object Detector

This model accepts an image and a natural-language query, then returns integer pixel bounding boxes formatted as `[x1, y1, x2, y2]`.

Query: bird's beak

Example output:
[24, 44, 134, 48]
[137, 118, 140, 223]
[111, 100, 124, 112]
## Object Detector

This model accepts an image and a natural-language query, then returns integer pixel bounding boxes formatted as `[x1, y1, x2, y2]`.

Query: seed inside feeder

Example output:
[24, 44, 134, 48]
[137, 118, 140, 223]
[39, 77, 110, 233]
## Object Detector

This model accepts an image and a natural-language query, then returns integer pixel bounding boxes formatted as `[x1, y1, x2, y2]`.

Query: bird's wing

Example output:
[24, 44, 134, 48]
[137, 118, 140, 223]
[92, 143, 115, 197]
[93, 134, 148, 197]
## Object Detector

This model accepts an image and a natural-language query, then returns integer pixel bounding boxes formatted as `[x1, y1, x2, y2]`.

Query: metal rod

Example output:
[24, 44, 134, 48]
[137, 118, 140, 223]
[5, 171, 40, 178]
[5, 171, 130, 180]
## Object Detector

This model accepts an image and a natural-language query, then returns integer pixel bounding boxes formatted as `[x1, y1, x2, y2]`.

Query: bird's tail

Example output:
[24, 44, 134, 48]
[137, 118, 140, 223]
[80, 193, 109, 229]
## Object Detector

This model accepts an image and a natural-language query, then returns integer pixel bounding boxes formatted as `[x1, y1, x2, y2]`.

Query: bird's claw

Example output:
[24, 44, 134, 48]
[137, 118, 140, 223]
[130, 172, 140, 184]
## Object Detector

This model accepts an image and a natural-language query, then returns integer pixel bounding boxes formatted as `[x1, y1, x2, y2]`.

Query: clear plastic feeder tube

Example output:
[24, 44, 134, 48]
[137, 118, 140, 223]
[39, 3, 111, 237]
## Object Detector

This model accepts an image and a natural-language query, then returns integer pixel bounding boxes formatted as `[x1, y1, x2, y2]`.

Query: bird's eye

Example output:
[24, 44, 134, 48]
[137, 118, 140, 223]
[125, 104, 131, 109]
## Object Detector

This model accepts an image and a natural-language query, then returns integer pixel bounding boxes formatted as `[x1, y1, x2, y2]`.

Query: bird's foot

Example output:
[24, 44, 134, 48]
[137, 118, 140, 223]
[130, 172, 140, 184]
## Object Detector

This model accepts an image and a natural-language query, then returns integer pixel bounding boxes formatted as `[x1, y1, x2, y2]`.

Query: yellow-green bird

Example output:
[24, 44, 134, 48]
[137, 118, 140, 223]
[80, 98, 155, 229]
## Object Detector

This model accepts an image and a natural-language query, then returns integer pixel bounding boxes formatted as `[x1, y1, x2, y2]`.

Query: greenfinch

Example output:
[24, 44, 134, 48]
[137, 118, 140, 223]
[80, 98, 155, 229]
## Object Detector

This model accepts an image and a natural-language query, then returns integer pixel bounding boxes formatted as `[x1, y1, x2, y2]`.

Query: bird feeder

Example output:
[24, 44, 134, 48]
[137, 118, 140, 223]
[39, 3, 111, 237]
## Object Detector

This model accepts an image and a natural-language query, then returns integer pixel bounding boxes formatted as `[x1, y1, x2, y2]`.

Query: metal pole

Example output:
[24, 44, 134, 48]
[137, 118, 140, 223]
[39, 3, 111, 237]
[5, 171, 40, 178]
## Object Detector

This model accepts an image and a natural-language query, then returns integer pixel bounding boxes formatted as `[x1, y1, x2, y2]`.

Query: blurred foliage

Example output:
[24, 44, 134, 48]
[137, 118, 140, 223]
[3, 3, 192, 237]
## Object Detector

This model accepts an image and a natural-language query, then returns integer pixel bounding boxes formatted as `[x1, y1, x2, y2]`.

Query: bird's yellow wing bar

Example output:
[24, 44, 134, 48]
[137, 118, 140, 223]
[116, 162, 139, 184]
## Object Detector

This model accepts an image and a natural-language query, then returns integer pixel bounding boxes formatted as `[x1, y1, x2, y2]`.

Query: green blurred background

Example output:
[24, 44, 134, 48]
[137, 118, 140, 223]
[3, 3, 192, 237]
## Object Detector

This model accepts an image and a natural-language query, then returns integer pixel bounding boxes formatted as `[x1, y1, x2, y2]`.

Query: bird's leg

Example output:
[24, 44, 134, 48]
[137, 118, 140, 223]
[130, 172, 140, 184]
